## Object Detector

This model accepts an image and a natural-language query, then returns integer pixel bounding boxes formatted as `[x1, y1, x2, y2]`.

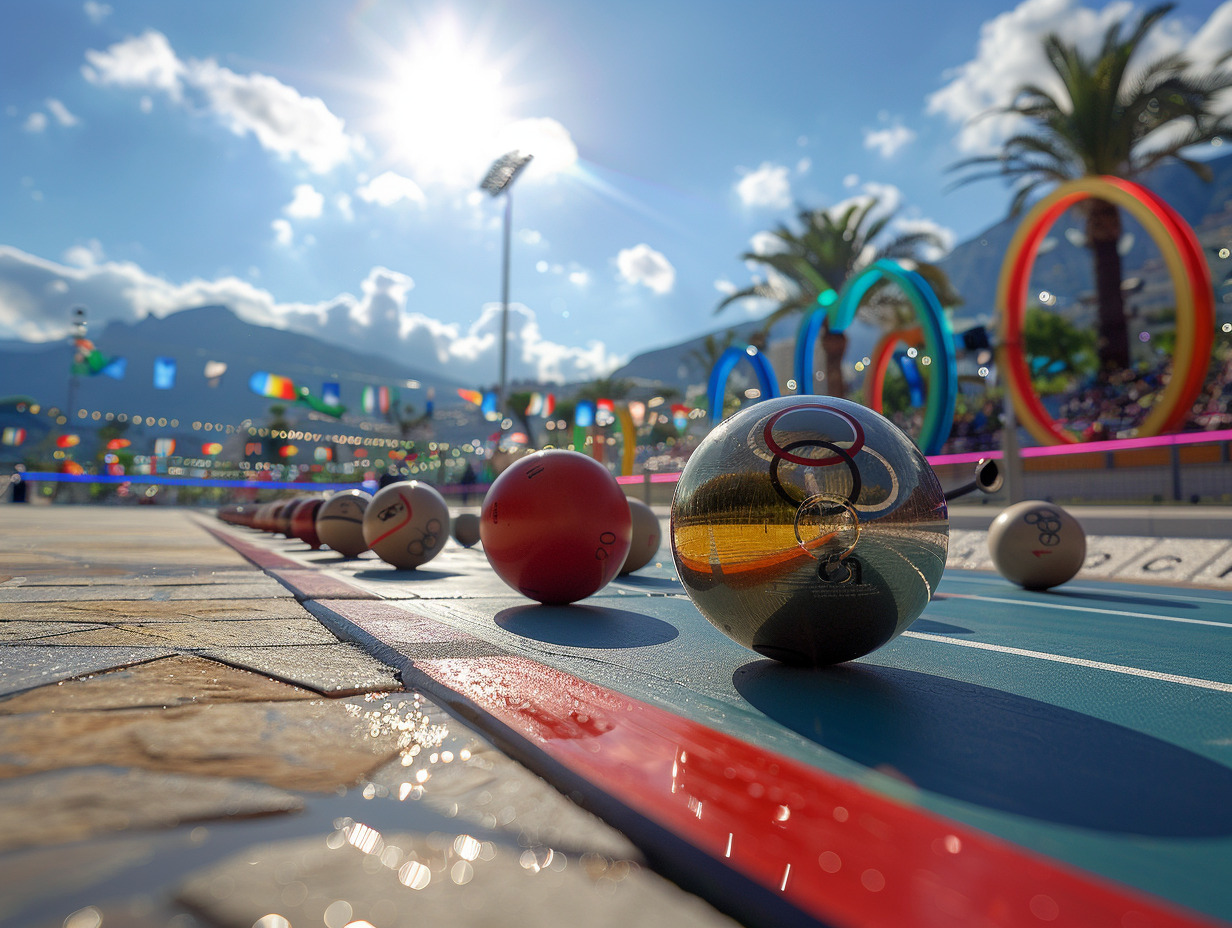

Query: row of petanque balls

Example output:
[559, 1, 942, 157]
[217, 450, 663, 603]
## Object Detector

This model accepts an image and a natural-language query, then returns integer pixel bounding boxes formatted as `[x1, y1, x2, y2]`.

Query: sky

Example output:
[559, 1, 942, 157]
[4, 0, 1232, 391]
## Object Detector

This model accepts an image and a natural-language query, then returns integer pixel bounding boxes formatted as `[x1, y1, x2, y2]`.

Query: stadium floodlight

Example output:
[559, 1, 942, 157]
[480, 151, 533, 441]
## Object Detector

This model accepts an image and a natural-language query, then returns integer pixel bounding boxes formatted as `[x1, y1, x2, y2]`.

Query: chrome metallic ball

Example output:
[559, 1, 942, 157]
[670, 396, 948, 666]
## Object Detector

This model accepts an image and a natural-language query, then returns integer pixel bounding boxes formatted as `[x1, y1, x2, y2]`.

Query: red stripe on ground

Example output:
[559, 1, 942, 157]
[201, 524, 303, 570]
[266, 568, 380, 601]
[409, 654, 1218, 928]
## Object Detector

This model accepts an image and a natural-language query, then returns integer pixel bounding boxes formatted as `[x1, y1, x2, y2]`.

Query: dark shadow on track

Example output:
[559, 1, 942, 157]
[350, 568, 464, 582]
[495, 604, 679, 649]
[734, 659, 1232, 837]
[1050, 589, 1201, 609]
[910, 619, 974, 635]
[610, 575, 683, 592]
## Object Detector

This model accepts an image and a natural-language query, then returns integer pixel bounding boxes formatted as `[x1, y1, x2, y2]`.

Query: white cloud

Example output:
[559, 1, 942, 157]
[714, 279, 738, 296]
[83, 31, 359, 172]
[749, 231, 786, 257]
[842, 173, 860, 189]
[186, 59, 356, 173]
[796, 157, 811, 174]
[83, 1, 112, 24]
[568, 269, 590, 287]
[492, 117, 579, 179]
[271, 219, 293, 247]
[891, 217, 956, 261]
[284, 183, 324, 219]
[735, 162, 792, 209]
[864, 122, 916, 158]
[23, 112, 47, 133]
[926, 0, 1222, 154]
[335, 192, 354, 221]
[46, 99, 79, 127]
[63, 239, 105, 268]
[356, 171, 425, 207]
[616, 244, 675, 294]
[0, 245, 622, 385]
[83, 30, 185, 101]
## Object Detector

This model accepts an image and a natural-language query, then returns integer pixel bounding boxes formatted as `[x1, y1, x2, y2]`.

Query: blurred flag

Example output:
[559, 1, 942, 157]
[481, 390, 499, 420]
[296, 386, 345, 418]
[56, 434, 80, 448]
[204, 360, 227, 387]
[105, 438, 131, 450]
[249, 372, 297, 400]
[525, 392, 557, 417]
[153, 357, 177, 390]
[575, 400, 596, 428]
[314, 446, 334, 462]
[154, 438, 176, 456]
[278, 445, 298, 458]
[1, 427, 26, 446]
[425, 386, 435, 418]
[71, 337, 126, 379]
[362, 385, 392, 415]
[245, 442, 262, 457]
[671, 404, 689, 432]
[202, 442, 223, 455]
[457, 388, 483, 406]
[627, 401, 646, 427]
[322, 382, 341, 407]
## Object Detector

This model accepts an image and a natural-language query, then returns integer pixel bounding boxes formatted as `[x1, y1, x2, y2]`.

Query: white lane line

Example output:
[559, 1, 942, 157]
[935, 591, 1232, 628]
[943, 572, 1232, 606]
[902, 632, 1232, 693]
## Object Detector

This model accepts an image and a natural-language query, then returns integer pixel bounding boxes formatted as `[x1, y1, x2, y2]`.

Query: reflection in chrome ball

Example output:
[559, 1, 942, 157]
[670, 396, 948, 666]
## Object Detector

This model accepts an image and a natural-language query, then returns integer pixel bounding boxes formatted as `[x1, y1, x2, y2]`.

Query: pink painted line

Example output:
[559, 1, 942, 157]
[407, 654, 1218, 928]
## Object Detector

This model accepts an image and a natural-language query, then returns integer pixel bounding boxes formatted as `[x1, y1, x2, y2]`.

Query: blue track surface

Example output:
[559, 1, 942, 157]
[241, 521, 1232, 924]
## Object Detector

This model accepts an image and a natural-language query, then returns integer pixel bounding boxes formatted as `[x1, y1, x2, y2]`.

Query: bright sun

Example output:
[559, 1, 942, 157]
[373, 16, 575, 188]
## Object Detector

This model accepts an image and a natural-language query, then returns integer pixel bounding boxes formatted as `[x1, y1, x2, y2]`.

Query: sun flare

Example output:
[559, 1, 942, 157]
[371, 15, 575, 189]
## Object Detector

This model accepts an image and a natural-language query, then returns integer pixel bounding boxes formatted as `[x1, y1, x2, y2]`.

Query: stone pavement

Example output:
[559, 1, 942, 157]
[0, 506, 738, 928]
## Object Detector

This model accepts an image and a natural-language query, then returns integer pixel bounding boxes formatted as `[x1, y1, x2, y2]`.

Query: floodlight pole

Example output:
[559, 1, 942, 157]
[480, 151, 533, 441]
[499, 191, 513, 431]
[66, 305, 86, 421]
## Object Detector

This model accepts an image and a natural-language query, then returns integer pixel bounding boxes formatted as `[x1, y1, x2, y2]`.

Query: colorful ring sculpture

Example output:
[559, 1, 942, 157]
[868, 326, 925, 411]
[794, 259, 956, 455]
[996, 175, 1214, 445]
[706, 343, 781, 427]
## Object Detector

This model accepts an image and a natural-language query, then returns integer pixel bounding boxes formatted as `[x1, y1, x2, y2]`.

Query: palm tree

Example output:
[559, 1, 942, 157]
[717, 195, 957, 398]
[949, 3, 1232, 371]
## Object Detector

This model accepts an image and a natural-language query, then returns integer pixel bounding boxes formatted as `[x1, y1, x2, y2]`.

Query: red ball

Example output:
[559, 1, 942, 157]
[481, 450, 632, 604]
[290, 498, 324, 549]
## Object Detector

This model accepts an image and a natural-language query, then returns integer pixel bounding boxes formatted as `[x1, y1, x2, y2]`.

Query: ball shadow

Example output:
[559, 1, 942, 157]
[495, 604, 679, 649]
[350, 568, 464, 582]
[733, 659, 1232, 837]
[910, 619, 974, 635]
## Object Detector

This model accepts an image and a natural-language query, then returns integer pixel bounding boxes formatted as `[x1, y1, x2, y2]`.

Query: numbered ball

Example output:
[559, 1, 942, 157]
[481, 449, 632, 604]
[621, 498, 662, 574]
[316, 489, 372, 558]
[670, 396, 948, 666]
[988, 500, 1086, 590]
[363, 481, 450, 570]
[290, 498, 324, 549]
[452, 512, 481, 548]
